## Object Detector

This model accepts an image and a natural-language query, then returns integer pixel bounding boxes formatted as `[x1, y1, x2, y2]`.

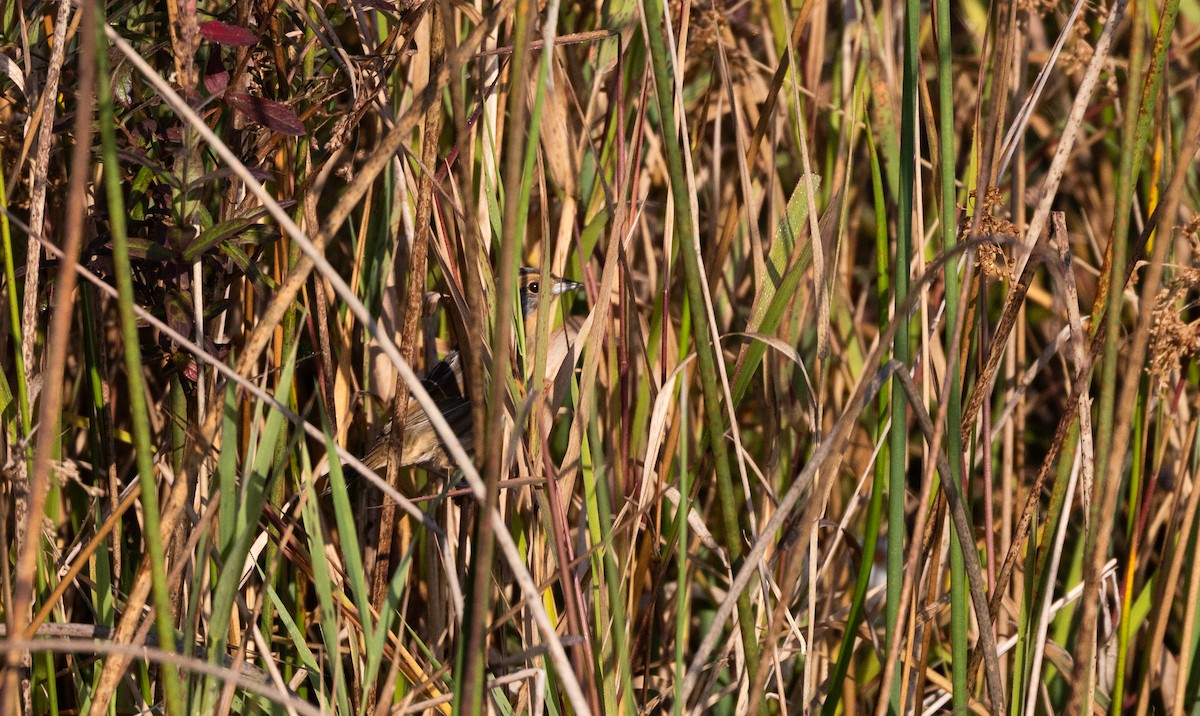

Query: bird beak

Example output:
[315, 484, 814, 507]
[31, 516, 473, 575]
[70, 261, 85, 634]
[551, 277, 583, 296]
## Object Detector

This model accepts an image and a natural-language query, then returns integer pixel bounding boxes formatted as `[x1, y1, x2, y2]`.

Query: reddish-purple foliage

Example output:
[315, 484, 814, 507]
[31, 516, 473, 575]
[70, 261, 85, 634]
[199, 20, 258, 47]
[226, 92, 306, 136]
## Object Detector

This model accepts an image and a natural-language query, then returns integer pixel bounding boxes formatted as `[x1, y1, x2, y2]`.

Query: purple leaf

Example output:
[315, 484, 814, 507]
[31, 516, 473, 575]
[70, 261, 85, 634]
[204, 51, 229, 94]
[182, 357, 200, 383]
[199, 20, 258, 47]
[204, 70, 229, 94]
[166, 291, 194, 337]
[226, 92, 306, 136]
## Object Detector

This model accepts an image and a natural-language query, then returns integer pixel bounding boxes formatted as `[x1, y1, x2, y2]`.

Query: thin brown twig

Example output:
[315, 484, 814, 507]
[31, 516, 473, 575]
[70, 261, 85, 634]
[370, 4, 444, 708]
[4, 1, 91, 710]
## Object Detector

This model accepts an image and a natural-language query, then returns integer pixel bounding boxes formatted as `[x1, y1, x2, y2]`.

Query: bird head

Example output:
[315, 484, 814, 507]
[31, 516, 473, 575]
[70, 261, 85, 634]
[518, 267, 583, 323]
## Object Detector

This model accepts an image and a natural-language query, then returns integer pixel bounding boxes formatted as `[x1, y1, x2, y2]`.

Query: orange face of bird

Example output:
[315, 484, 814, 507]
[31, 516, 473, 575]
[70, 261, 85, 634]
[518, 267, 583, 324]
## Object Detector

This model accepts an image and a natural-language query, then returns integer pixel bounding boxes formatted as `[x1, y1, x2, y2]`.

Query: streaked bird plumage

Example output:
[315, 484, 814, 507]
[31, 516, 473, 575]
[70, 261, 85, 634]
[241, 267, 583, 586]
[362, 267, 582, 473]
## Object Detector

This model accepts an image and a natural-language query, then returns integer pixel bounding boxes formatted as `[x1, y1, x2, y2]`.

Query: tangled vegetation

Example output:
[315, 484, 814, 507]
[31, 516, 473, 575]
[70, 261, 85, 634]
[0, 0, 1198, 712]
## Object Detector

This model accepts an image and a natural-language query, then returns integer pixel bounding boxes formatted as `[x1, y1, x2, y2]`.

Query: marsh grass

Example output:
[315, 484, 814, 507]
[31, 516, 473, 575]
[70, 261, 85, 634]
[0, 0, 1199, 712]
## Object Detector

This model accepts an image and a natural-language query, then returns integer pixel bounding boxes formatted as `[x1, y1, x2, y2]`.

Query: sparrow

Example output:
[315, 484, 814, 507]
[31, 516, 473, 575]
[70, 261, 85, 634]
[240, 267, 584, 587]
[359, 267, 583, 474]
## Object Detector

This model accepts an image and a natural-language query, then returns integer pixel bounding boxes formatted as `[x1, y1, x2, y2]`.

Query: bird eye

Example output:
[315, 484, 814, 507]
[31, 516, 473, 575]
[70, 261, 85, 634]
[527, 281, 539, 295]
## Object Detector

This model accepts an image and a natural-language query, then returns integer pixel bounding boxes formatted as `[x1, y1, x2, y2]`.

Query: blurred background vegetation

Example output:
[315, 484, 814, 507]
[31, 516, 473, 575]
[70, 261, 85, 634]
[0, 0, 1198, 711]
